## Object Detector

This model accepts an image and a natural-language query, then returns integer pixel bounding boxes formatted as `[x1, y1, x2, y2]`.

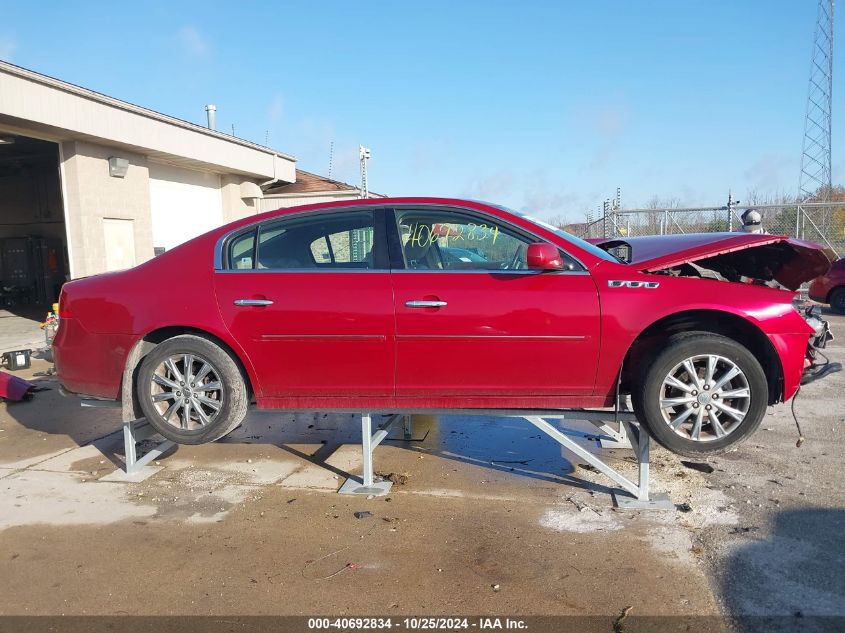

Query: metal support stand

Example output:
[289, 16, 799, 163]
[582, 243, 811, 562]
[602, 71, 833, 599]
[81, 397, 666, 507]
[80, 399, 174, 480]
[596, 419, 632, 449]
[121, 419, 175, 475]
[338, 413, 406, 496]
[525, 413, 671, 509]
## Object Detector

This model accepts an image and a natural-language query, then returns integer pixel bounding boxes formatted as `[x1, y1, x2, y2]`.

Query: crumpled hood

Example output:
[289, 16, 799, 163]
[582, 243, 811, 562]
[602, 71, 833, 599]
[591, 232, 835, 290]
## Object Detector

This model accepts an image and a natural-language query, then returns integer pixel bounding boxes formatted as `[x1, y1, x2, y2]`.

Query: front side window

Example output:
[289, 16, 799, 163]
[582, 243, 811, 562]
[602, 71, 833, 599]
[395, 209, 533, 271]
[226, 210, 381, 270]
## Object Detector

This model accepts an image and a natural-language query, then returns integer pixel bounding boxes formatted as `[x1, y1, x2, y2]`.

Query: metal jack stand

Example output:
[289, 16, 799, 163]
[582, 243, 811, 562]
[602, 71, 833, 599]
[338, 413, 410, 497]
[81, 398, 176, 479]
[529, 412, 672, 509]
[595, 418, 632, 449]
[121, 419, 175, 475]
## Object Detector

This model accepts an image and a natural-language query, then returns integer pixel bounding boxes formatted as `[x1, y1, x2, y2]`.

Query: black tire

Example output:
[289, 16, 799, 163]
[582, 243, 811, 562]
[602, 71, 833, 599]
[632, 332, 768, 457]
[830, 287, 845, 315]
[136, 335, 248, 445]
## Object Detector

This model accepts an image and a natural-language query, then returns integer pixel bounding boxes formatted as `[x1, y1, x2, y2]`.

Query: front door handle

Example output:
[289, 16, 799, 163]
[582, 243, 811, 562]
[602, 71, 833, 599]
[234, 299, 274, 306]
[405, 300, 447, 308]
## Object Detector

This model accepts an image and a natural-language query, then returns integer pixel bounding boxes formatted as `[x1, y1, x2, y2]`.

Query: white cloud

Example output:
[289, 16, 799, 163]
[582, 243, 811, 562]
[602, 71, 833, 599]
[0, 35, 17, 61]
[178, 25, 210, 59]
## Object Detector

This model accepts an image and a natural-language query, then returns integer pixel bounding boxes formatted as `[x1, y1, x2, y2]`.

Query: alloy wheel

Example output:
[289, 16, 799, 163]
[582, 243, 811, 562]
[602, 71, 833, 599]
[658, 354, 751, 442]
[148, 354, 224, 430]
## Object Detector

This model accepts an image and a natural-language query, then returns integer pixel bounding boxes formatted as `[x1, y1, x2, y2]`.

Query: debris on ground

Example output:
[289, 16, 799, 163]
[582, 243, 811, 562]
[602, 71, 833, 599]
[613, 605, 633, 633]
[566, 496, 591, 512]
[578, 463, 599, 473]
[0, 371, 37, 402]
[353, 511, 373, 519]
[680, 461, 715, 474]
[729, 526, 760, 534]
[676, 503, 693, 513]
[376, 472, 410, 485]
[491, 584, 500, 592]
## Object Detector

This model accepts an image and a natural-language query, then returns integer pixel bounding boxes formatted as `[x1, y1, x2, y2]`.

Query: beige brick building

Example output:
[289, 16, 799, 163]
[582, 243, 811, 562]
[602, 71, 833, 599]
[0, 61, 332, 307]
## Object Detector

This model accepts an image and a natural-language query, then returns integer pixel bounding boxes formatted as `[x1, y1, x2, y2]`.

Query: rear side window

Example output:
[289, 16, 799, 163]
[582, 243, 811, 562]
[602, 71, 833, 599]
[225, 210, 383, 270]
[228, 231, 255, 270]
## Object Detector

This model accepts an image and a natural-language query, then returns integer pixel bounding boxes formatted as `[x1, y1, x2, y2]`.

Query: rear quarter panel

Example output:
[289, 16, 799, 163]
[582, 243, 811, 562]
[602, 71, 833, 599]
[55, 233, 261, 400]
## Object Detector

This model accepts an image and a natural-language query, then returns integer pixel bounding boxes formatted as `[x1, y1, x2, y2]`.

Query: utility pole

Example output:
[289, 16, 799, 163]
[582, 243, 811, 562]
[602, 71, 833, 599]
[359, 145, 371, 199]
[602, 199, 610, 238]
[726, 191, 740, 231]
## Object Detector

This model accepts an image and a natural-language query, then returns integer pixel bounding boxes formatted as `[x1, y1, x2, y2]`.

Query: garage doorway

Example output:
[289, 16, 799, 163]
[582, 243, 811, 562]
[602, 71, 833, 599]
[0, 135, 68, 311]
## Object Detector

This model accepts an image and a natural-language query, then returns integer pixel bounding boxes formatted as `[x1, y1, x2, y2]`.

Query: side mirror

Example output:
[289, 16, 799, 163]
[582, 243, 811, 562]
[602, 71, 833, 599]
[526, 243, 565, 270]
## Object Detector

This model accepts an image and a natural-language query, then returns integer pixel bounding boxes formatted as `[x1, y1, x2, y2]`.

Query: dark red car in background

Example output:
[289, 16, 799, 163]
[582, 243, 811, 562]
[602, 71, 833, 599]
[53, 198, 834, 457]
[809, 257, 845, 314]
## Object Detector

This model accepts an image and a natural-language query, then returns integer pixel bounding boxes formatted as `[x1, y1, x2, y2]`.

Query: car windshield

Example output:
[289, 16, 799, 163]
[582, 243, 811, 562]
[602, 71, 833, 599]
[493, 205, 621, 264]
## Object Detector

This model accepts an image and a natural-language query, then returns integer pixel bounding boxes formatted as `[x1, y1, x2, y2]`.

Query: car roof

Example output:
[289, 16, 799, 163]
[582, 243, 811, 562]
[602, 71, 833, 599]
[217, 197, 501, 236]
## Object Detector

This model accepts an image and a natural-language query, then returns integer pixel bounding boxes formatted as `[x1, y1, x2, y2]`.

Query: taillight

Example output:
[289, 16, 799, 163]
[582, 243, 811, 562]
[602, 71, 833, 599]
[58, 290, 73, 319]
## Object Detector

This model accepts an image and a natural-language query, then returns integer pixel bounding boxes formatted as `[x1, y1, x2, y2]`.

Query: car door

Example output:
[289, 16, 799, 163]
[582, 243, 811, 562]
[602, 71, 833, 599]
[213, 208, 395, 400]
[390, 206, 601, 397]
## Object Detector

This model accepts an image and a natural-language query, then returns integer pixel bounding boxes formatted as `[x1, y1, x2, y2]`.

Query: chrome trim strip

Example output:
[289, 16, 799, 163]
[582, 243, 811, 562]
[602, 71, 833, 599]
[213, 202, 590, 272]
[260, 334, 387, 342]
[216, 268, 386, 274]
[395, 334, 588, 341]
[214, 268, 589, 276]
[390, 269, 590, 275]
[234, 299, 274, 306]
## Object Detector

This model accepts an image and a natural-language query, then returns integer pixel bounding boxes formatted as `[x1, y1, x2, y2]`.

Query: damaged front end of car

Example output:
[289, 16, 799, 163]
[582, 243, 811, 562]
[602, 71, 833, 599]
[591, 232, 842, 388]
[796, 302, 841, 385]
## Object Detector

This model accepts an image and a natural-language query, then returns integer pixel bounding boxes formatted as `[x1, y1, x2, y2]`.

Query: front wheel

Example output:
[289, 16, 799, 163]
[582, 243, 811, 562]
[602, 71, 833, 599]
[136, 335, 249, 445]
[632, 333, 768, 457]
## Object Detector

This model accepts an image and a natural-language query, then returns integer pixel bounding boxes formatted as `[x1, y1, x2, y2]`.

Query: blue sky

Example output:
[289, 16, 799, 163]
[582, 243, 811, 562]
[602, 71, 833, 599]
[1, 1, 840, 222]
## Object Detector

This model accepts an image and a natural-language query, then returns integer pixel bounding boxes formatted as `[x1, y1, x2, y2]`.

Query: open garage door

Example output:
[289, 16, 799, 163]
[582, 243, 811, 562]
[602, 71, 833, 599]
[0, 135, 68, 309]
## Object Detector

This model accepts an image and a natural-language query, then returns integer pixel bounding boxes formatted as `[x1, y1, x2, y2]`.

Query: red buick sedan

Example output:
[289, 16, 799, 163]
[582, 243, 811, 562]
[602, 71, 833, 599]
[54, 198, 834, 456]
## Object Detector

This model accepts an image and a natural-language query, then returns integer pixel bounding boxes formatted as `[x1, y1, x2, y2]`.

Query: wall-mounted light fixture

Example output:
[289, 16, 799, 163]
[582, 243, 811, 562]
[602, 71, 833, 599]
[240, 181, 262, 200]
[108, 156, 129, 178]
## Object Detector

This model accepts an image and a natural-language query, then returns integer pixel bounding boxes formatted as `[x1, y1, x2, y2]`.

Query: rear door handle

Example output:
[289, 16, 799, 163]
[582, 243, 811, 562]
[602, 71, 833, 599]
[405, 300, 447, 308]
[234, 299, 274, 306]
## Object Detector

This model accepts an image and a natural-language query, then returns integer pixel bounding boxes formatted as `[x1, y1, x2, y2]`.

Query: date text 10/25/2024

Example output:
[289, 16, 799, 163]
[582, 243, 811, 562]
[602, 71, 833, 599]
[308, 618, 527, 630]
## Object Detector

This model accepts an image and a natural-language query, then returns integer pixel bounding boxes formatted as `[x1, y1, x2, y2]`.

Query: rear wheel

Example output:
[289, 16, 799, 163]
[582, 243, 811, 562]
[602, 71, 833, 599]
[136, 335, 248, 445]
[632, 332, 768, 456]
[830, 287, 845, 315]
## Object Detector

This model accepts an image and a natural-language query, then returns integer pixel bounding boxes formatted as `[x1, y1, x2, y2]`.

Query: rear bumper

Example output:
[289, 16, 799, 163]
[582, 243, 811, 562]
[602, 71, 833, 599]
[53, 319, 134, 400]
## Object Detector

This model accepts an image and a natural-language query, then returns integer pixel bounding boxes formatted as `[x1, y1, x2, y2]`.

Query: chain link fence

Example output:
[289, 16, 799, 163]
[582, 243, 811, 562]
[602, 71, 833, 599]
[571, 202, 845, 257]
